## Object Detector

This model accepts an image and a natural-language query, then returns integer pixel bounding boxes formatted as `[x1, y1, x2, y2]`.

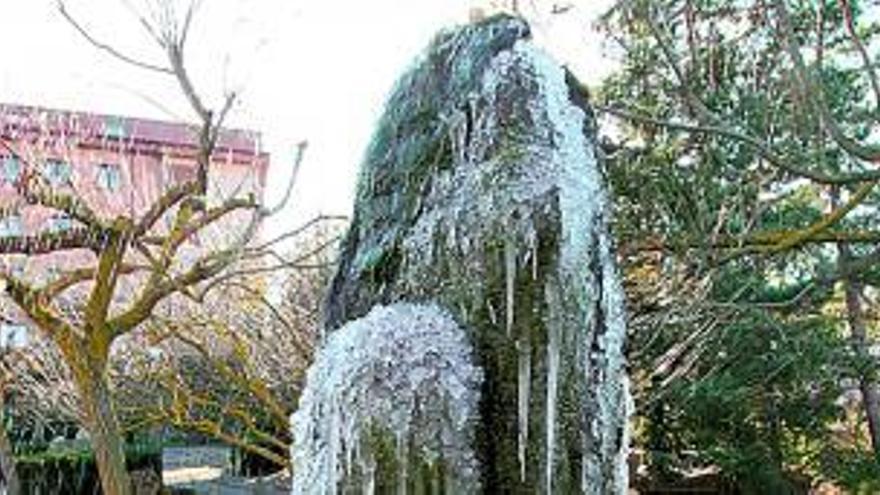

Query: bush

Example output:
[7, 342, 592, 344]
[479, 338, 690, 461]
[15, 441, 162, 494]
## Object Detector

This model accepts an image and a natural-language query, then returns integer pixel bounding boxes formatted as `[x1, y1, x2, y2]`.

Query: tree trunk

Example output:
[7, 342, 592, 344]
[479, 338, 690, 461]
[838, 243, 880, 457]
[77, 363, 132, 495]
[0, 404, 20, 495]
[843, 278, 880, 455]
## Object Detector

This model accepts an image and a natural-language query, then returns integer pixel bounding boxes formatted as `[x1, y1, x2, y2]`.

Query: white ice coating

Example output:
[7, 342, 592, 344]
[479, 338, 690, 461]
[587, 230, 633, 493]
[290, 303, 483, 495]
[480, 41, 630, 493]
[312, 20, 630, 493]
[387, 37, 630, 491]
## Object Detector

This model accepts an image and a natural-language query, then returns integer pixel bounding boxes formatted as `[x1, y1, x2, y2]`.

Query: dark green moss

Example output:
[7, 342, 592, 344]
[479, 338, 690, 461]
[340, 424, 454, 493]
[325, 15, 532, 330]
[359, 243, 403, 290]
[464, 218, 560, 492]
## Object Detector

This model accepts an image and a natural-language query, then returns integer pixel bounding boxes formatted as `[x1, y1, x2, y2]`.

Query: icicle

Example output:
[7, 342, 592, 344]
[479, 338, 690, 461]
[397, 428, 409, 495]
[328, 393, 340, 495]
[504, 236, 516, 337]
[363, 450, 376, 495]
[486, 298, 498, 326]
[429, 465, 441, 495]
[530, 234, 538, 281]
[345, 420, 355, 478]
[445, 472, 455, 495]
[291, 304, 484, 493]
[517, 337, 531, 482]
[545, 319, 559, 493]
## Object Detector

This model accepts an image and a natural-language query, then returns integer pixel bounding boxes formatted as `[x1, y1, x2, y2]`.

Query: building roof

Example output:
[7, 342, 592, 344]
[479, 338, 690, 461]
[0, 103, 265, 157]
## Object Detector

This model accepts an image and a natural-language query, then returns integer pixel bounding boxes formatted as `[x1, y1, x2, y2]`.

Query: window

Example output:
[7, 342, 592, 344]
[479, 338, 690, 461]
[0, 214, 22, 238]
[1, 156, 20, 183]
[44, 159, 72, 186]
[104, 116, 126, 139]
[0, 323, 28, 349]
[96, 163, 121, 191]
[169, 163, 197, 184]
[47, 214, 72, 233]
[10, 258, 25, 277]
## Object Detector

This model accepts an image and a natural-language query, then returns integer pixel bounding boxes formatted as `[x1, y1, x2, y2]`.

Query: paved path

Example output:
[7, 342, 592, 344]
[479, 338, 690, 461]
[162, 446, 288, 494]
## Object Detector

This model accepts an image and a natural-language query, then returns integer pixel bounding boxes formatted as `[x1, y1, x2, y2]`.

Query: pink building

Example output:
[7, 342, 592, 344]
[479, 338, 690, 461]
[0, 103, 270, 347]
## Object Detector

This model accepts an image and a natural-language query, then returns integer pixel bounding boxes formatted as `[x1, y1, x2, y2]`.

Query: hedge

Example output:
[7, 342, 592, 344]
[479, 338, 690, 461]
[15, 441, 161, 494]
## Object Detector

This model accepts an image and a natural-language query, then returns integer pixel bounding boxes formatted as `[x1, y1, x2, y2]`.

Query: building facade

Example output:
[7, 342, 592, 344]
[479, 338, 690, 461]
[0, 103, 270, 348]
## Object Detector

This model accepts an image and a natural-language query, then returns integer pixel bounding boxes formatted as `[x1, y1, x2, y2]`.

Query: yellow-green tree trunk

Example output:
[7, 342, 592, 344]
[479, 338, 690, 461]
[76, 361, 132, 495]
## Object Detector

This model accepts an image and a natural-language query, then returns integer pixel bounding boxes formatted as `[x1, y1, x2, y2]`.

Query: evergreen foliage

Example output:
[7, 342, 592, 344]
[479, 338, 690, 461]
[597, 0, 880, 490]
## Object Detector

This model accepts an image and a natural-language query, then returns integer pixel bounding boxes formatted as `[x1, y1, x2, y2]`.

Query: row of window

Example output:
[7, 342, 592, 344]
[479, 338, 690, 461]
[2, 258, 77, 283]
[0, 156, 121, 191]
[0, 213, 73, 238]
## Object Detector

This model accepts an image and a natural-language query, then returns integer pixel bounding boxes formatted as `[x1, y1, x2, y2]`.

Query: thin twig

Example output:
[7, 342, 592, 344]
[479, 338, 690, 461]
[57, 1, 174, 75]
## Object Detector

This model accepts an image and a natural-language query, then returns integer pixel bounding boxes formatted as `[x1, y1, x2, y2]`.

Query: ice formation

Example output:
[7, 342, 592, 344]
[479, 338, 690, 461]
[290, 303, 483, 494]
[302, 14, 630, 494]
[516, 336, 530, 483]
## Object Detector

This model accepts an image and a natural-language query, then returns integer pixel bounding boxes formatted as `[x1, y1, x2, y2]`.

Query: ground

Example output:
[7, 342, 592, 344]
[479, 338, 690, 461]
[162, 446, 288, 494]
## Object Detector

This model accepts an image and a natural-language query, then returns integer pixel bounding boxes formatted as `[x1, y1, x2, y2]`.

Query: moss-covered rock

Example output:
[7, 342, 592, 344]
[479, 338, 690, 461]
[294, 14, 630, 494]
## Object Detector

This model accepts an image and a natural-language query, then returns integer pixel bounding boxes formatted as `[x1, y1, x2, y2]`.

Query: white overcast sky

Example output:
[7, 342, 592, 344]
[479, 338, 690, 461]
[0, 0, 615, 242]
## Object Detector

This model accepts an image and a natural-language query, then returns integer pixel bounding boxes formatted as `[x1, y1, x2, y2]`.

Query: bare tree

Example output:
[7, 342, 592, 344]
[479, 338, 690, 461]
[0, 1, 304, 492]
[114, 220, 342, 469]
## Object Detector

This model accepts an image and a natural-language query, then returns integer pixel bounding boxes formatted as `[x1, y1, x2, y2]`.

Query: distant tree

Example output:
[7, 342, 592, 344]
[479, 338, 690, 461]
[596, 0, 880, 489]
[114, 220, 342, 469]
[0, 339, 79, 495]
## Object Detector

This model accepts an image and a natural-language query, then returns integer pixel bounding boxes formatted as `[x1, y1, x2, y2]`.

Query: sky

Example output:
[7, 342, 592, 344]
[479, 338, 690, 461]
[0, 0, 616, 244]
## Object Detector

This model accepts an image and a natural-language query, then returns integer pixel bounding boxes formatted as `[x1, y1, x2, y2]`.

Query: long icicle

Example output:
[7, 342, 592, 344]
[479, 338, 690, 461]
[517, 337, 531, 482]
[545, 314, 560, 493]
[505, 236, 516, 337]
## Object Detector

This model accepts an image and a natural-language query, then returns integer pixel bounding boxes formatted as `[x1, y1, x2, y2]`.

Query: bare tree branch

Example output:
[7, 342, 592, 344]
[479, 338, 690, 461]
[57, 0, 174, 75]
[597, 104, 880, 184]
[838, 0, 880, 114]
[262, 141, 307, 217]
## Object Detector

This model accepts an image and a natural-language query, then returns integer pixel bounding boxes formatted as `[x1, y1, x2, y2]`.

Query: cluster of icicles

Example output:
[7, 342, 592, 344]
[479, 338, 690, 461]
[290, 303, 484, 494]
